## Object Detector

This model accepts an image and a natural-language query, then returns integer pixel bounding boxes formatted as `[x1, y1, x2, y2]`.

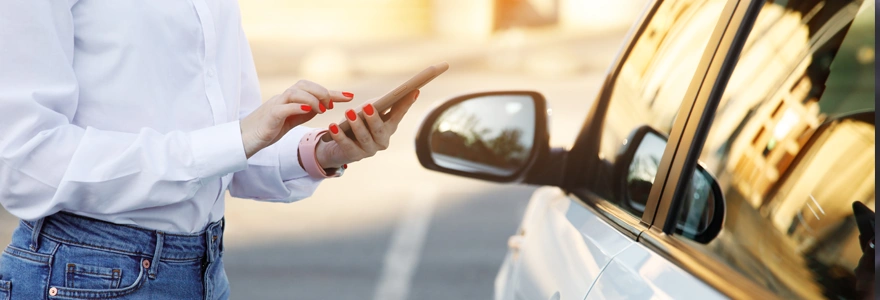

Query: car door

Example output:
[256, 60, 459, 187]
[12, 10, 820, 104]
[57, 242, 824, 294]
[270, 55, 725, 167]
[597, 0, 875, 298]
[496, 0, 739, 299]
[493, 187, 637, 300]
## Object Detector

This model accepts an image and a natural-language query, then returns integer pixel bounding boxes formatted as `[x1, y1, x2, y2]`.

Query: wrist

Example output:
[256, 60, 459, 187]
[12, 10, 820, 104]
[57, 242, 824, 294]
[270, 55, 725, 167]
[299, 130, 345, 178]
[240, 121, 259, 158]
[316, 140, 344, 169]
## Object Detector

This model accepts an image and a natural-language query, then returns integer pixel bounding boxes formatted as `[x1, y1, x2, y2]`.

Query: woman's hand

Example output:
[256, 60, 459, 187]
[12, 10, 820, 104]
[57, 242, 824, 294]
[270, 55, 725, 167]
[240, 80, 353, 158]
[316, 90, 419, 168]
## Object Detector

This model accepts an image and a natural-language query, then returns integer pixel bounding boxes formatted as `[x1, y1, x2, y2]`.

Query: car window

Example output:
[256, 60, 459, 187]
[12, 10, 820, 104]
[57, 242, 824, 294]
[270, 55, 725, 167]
[592, 0, 726, 216]
[674, 0, 875, 298]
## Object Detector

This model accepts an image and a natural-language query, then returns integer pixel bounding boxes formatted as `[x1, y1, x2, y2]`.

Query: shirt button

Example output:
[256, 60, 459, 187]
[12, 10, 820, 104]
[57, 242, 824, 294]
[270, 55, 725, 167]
[142, 259, 151, 269]
[207, 68, 216, 77]
[49, 287, 58, 296]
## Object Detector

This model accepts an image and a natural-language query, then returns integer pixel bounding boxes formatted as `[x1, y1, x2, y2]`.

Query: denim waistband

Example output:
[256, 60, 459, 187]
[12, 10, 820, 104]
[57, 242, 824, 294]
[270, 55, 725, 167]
[23, 211, 224, 262]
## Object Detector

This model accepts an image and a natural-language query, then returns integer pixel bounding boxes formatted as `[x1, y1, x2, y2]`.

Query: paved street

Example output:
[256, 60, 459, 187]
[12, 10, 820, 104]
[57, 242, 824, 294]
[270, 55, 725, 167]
[0, 28, 629, 299]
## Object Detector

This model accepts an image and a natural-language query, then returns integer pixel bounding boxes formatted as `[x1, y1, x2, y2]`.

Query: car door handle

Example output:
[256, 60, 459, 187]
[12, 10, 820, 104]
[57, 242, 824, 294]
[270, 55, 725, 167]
[508, 235, 524, 251]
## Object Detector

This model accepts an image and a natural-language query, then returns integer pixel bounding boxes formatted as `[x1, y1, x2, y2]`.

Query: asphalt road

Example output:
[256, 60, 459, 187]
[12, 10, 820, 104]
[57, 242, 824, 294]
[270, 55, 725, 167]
[0, 29, 628, 299]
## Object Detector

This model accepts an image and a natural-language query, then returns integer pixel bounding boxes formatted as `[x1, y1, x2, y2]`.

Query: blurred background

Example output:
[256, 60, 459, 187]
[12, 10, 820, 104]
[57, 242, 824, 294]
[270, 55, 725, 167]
[0, 0, 648, 299]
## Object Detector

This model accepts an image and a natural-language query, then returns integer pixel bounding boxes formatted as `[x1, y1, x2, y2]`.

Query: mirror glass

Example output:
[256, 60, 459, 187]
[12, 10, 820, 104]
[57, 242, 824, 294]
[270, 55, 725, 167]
[625, 131, 717, 236]
[625, 132, 667, 211]
[429, 95, 536, 177]
[677, 167, 716, 239]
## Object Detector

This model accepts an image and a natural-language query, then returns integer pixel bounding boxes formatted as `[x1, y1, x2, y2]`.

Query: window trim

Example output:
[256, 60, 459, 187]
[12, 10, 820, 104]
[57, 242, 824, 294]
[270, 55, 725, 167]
[643, 0, 752, 229]
[569, 190, 645, 241]
[637, 0, 782, 298]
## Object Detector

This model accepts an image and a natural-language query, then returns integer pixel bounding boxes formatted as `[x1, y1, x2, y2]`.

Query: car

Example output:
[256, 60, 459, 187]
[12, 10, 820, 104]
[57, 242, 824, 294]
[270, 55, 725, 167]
[412, 0, 875, 299]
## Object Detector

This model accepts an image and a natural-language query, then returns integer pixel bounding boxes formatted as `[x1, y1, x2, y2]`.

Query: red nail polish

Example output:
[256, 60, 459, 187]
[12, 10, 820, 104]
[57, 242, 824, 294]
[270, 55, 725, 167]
[329, 123, 339, 134]
[319, 103, 326, 113]
[328, 101, 334, 109]
[301, 105, 312, 112]
[342, 92, 354, 98]
[414, 90, 420, 100]
[346, 109, 357, 121]
[364, 103, 375, 116]
[343, 164, 348, 169]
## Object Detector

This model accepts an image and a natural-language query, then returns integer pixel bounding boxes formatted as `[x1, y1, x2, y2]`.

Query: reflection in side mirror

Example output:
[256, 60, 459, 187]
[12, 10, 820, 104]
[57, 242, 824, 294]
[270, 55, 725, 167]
[415, 91, 549, 183]
[618, 126, 725, 243]
[677, 167, 722, 241]
[431, 95, 535, 176]
[625, 132, 666, 212]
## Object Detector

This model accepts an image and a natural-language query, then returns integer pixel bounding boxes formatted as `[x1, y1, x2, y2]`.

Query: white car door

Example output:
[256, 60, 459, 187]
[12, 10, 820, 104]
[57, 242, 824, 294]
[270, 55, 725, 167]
[585, 243, 724, 299]
[494, 187, 637, 300]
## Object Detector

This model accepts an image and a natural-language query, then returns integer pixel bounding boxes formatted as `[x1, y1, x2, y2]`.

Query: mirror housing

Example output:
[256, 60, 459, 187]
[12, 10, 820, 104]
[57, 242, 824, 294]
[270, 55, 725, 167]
[616, 125, 725, 243]
[415, 91, 551, 183]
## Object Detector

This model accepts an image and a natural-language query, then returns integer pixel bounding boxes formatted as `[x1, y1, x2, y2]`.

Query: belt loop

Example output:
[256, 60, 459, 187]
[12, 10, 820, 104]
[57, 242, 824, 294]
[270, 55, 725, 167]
[149, 231, 164, 279]
[205, 227, 215, 263]
[30, 218, 45, 251]
[219, 218, 225, 253]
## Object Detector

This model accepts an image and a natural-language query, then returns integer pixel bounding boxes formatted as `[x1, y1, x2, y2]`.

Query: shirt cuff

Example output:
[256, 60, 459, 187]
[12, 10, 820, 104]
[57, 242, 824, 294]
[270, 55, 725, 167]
[278, 126, 313, 180]
[189, 121, 249, 179]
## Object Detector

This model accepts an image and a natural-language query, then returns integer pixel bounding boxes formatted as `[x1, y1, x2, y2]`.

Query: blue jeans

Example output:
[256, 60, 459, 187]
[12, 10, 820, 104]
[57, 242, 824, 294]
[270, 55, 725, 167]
[0, 212, 228, 299]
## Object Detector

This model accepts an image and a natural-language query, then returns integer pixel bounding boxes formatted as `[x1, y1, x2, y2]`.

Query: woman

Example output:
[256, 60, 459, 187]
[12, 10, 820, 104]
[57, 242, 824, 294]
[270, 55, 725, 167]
[0, 1, 415, 299]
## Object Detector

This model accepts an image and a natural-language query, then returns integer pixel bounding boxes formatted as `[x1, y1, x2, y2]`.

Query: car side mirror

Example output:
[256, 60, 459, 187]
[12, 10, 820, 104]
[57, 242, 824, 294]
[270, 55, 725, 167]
[415, 91, 550, 183]
[616, 126, 724, 243]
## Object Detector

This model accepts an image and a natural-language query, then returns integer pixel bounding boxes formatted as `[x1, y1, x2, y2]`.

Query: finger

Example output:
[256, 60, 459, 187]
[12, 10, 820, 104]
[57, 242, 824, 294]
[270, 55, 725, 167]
[328, 90, 355, 104]
[328, 122, 366, 160]
[362, 103, 389, 150]
[282, 89, 323, 113]
[292, 80, 331, 112]
[274, 103, 315, 120]
[346, 109, 379, 155]
[387, 89, 419, 125]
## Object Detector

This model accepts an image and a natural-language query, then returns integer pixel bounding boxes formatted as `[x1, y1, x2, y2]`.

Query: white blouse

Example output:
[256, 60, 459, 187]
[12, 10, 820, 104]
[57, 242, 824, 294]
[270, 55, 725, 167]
[0, 0, 322, 233]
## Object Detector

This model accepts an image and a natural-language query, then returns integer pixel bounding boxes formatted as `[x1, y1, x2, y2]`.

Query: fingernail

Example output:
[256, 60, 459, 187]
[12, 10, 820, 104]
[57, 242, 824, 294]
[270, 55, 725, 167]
[319, 103, 326, 113]
[364, 103, 375, 116]
[301, 105, 312, 112]
[342, 92, 354, 98]
[415, 90, 420, 100]
[346, 109, 357, 121]
[328, 101, 334, 110]
[343, 164, 348, 169]
[329, 123, 339, 134]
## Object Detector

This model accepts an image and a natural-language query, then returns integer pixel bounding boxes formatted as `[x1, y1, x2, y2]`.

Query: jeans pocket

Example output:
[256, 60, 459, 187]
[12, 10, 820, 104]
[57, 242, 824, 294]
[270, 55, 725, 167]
[65, 264, 123, 289]
[0, 246, 52, 299]
[50, 261, 146, 299]
[0, 279, 10, 300]
[49, 245, 147, 299]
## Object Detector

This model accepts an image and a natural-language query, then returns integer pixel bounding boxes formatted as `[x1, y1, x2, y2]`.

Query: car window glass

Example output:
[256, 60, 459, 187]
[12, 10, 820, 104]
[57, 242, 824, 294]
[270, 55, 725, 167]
[675, 0, 874, 298]
[593, 0, 725, 216]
